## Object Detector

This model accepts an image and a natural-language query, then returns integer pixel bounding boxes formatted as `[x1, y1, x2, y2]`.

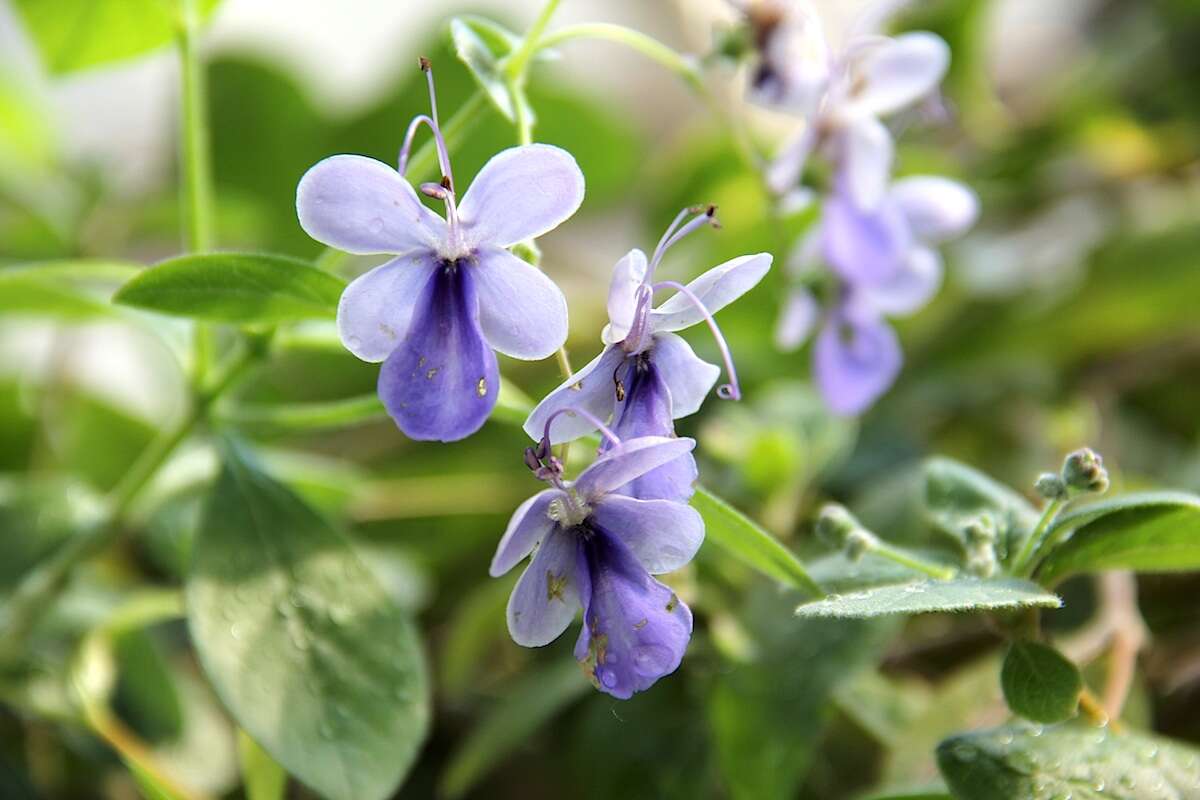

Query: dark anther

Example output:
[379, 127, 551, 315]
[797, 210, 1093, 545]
[611, 362, 626, 402]
[705, 204, 717, 217]
[523, 446, 541, 473]
[534, 437, 551, 461]
[440, 175, 452, 190]
[418, 56, 431, 72]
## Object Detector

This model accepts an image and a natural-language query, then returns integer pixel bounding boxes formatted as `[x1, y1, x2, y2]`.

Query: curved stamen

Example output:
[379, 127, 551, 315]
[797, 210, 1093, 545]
[396, 58, 462, 243]
[543, 407, 622, 450]
[648, 206, 695, 271]
[646, 205, 720, 280]
[652, 280, 742, 401]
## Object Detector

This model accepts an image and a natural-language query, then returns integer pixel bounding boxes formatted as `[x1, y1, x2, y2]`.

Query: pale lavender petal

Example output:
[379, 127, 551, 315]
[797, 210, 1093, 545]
[490, 489, 563, 577]
[336, 254, 438, 362]
[822, 189, 911, 286]
[602, 356, 698, 502]
[604, 249, 648, 345]
[766, 126, 817, 195]
[891, 176, 979, 243]
[838, 116, 894, 211]
[589, 494, 704, 574]
[814, 308, 902, 416]
[849, 32, 949, 117]
[575, 436, 697, 502]
[649, 332, 719, 418]
[523, 346, 627, 443]
[506, 527, 581, 647]
[471, 245, 568, 360]
[296, 154, 445, 254]
[650, 253, 773, 333]
[574, 529, 692, 699]
[774, 288, 820, 351]
[457, 144, 585, 248]
[378, 263, 498, 441]
[785, 228, 822, 279]
[863, 246, 942, 317]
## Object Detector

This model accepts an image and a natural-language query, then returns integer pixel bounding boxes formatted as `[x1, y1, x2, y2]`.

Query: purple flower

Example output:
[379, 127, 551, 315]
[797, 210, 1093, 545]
[744, 0, 830, 117]
[296, 63, 584, 442]
[492, 435, 705, 699]
[524, 208, 772, 501]
[777, 175, 977, 414]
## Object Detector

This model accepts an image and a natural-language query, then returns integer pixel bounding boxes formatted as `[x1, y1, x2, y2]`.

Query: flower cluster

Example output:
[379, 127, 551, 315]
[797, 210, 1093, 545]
[746, 0, 979, 414]
[296, 61, 770, 698]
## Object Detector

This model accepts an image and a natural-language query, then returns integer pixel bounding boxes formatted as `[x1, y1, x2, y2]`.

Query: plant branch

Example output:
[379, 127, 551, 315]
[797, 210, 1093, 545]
[534, 23, 701, 89]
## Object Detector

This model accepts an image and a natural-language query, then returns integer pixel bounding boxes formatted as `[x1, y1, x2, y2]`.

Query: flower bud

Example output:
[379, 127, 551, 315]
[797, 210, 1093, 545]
[966, 544, 998, 578]
[1062, 448, 1109, 494]
[964, 514, 996, 545]
[815, 503, 858, 547]
[1034, 472, 1067, 501]
[844, 529, 874, 562]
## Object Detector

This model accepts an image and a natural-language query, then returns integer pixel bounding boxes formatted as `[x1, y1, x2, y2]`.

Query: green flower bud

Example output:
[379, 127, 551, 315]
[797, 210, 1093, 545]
[815, 503, 859, 547]
[1034, 472, 1067, 501]
[964, 514, 997, 545]
[1062, 448, 1109, 494]
[844, 529, 875, 562]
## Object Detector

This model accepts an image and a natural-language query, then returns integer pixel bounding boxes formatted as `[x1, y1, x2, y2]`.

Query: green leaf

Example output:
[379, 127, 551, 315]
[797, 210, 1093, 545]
[239, 730, 287, 800]
[13, 0, 221, 75]
[999, 641, 1082, 724]
[807, 550, 952, 593]
[0, 261, 140, 319]
[692, 486, 821, 596]
[114, 253, 344, 323]
[924, 457, 1040, 562]
[1035, 491, 1200, 584]
[937, 722, 1200, 799]
[449, 16, 521, 121]
[440, 659, 589, 798]
[186, 439, 428, 800]
[795, 577, 1060, 618]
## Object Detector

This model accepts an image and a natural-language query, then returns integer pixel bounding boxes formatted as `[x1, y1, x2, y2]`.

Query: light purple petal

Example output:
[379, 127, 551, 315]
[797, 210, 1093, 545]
[523, 346, 627, 443]
[604, 249, 648, 345]
[589, 495, 704, 574]
[336, 254, 438, 362]
[471, 245, 568, 360]
[506, 527, 581, 647]
[574, 529, 692, 699]
[849, 32, 949, 117]
[766, 126, 817, 195]
[775, 288, 820, 351]
[650, 253, 773, 333]
[490, 489, 563, 577]
[602, 356, 698, 502]
[814, 308, 902, 416]
[822, 189, 911, 286]
[377, 263, 499, 441]
[891, 176, 979, 243]
[649, 332, 719, 418]
[296, 154, 445, 254]
[457, 144, 585, 248]
[838, 116, 894, 211]
[785, 228, 822, 279]
[575, 436, 696, 502]
[863, 246, 942, 317]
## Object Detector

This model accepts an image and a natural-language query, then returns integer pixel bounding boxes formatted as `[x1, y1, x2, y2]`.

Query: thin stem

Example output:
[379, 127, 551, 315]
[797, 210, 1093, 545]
[216, 394, 386, 432]
[652, 280, 741, 401]
[533, 23, 701, 89]
[0, 345, 261, 663]
[1078, 687, 1118, 731]
[1011, 497, 1066, 577]
[505, 0, 563, 80]
[869, 539, 958, 581]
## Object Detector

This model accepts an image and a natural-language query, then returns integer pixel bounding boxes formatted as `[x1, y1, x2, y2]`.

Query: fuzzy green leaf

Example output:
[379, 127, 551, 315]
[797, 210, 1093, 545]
[114, 253, 344, 323]
[795, 577, 1060, 619]
[937, 722, 1200, 799]
[924, 457, 1039, 562]
[1000, 641, 1082, 724]
[187, 439, 428, 800]
[1036, 491, 1200, 584]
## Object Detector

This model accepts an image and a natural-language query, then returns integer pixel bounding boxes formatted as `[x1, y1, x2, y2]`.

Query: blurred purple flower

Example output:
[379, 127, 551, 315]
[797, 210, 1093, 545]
[492, 435, 704, 699]
[296, 63, 584, 442]
[524, 208, 771, 501]
[744, 0, 830, 117]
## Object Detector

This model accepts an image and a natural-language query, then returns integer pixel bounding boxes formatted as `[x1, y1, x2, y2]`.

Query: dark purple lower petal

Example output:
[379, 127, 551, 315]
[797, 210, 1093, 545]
[600, 355, 697, 502]
[378, 261, 499, 441]
[573, 525, 692, 700]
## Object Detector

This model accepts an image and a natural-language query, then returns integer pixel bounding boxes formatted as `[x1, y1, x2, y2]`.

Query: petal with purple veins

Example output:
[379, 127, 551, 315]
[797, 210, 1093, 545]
[814, 306, 902, 416]
[336, 253, 438, 362]
[573, 528, 692, 699]
[589, 495, 704, 574]
[296, 154, 446, 254]
[506, 527, 582, 647]
[523, 346, 627, 443]
[457, 144, 585, 248]
[472, 245, 568, 360]
[649, 253, 773, 333]
[377, 263, 499, 441]
[604, 249, 648, 345]
[574, 436, 696, 502]
[490, 489, 563, 577]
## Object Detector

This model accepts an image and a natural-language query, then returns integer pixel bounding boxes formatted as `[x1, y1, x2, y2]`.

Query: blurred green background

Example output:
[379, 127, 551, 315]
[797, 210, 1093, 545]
[2, 0, 1200, 797]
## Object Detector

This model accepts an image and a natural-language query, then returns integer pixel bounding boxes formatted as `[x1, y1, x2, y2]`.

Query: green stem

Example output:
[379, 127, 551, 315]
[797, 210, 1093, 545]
[176, 0, 216, 386]
[505, 0, 563, 80]
[1011, 497, 1066, 578]
[869, 540, 958, 581]
[0, 345, 260, 663]
[216, 394, 386, 432]
[534, 23, 701, 88]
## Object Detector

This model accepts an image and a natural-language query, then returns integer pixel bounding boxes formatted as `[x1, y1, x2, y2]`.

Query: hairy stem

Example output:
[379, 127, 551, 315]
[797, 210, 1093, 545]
[1011, 497, 1066, 577]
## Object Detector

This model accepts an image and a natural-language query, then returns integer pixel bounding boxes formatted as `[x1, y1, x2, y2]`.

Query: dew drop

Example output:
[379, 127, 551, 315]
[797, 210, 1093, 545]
[476, 377, 488, 397]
